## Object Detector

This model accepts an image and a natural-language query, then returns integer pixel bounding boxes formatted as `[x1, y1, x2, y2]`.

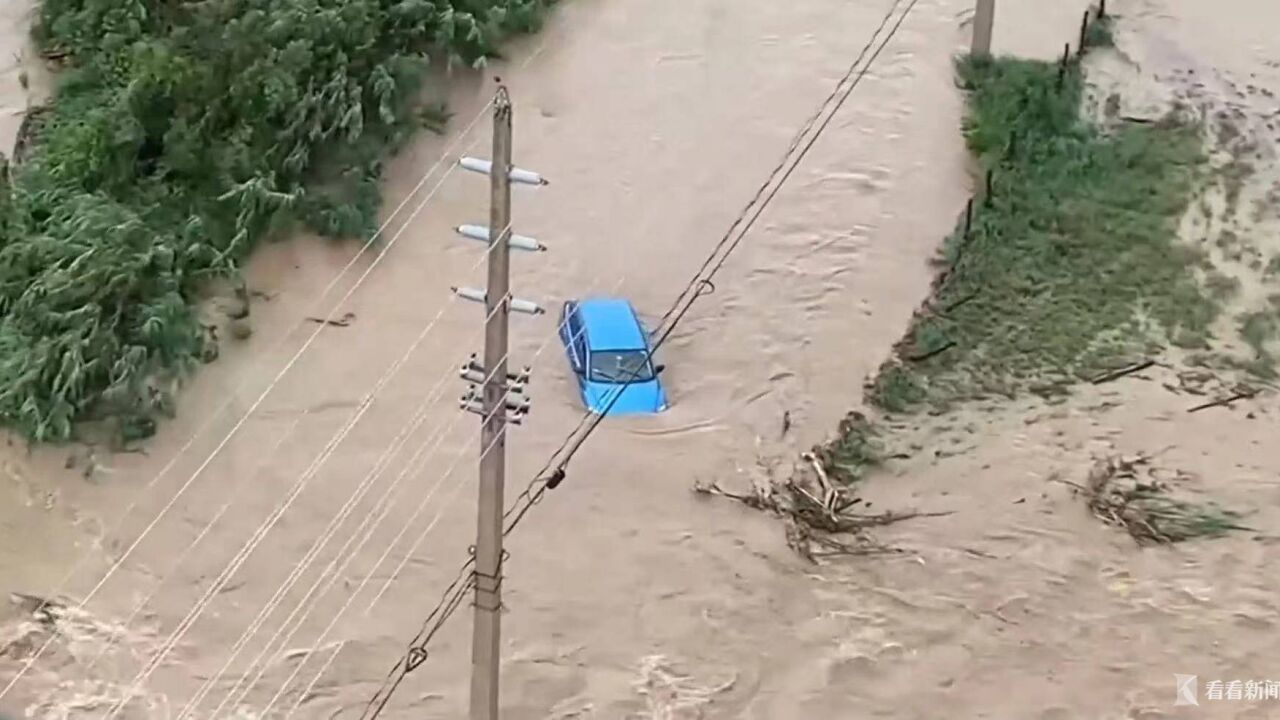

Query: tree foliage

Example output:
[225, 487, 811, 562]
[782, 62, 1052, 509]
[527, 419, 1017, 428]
[1, 0, 551, 442]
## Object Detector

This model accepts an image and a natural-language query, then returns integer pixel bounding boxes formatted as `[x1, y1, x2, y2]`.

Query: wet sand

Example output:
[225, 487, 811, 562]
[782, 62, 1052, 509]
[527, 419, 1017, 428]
[1, 0, 1279, 718]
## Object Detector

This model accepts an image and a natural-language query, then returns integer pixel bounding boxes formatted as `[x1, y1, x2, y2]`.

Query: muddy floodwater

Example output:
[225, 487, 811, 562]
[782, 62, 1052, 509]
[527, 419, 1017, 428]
[3, 0, 1280, 718]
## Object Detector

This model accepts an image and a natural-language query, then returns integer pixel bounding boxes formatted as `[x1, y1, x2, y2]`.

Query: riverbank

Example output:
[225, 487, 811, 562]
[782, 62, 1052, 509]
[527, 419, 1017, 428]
[797, 6, 1273, 547]
[748, 6, 1280, 715]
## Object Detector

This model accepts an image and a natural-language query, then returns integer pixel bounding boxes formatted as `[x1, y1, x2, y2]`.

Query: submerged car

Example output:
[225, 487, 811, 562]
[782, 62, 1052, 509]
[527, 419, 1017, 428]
[557, 297, 668, 415]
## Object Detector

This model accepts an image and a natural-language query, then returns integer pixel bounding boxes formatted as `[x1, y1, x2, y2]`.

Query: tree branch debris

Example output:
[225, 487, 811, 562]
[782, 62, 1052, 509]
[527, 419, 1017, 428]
[1064, 453, 1250, 545]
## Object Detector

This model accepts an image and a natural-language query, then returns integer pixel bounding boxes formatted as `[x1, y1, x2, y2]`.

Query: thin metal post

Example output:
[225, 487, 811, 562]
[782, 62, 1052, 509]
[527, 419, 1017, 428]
[1078, 10, 1089, 56]
[1056, 43, 1069, 90]
[469, 85, 513, 720]
[971, 0, 995, 57]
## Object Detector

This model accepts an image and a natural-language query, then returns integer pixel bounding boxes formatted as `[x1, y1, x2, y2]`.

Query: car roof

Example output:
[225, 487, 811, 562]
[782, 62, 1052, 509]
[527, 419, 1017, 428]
[576, 298, 647, 351]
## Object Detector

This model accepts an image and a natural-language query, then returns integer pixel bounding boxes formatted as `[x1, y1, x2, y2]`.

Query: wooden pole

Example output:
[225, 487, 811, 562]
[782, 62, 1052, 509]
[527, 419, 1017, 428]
[971, 0, 995, 57]
[469, 85, 513, 720]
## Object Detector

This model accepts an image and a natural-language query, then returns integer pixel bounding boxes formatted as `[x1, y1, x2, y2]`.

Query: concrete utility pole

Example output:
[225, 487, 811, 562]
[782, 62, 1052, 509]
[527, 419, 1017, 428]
[972, 0, 995, 57]
[454, 83, 547, 720]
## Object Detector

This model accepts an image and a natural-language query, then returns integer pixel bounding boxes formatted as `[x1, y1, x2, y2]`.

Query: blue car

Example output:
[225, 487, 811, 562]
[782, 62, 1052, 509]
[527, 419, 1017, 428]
[557, 297, 669, 414]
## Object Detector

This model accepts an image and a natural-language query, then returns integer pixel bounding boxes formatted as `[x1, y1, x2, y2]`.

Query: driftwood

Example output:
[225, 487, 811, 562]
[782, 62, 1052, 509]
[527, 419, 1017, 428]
[1091, 359, 1156, 385]
[907, 340, 956, 363]
[305, 311, 356, 327]
[1064, 453, 1250, 545]
[1187, 388, 1256, 413]
[694, 450, 951, 561]
[942, 291, 979, 314]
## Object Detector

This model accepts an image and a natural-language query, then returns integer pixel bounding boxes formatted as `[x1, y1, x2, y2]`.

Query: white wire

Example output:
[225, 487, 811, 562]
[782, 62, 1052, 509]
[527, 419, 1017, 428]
[185, 272, 507, 720]
[0, 97, 498, 703]
[201, 384, 468, 719]
[271, 41, 650, 717]
[202, 242, 589, 718]
[140, 60, 553, 716]
[100, 215, 503, 720]
[64, 129, 489, 707]
[264, 278, 614, 712]
[264, 272, 623, 717]
[77, 416, 305, 677]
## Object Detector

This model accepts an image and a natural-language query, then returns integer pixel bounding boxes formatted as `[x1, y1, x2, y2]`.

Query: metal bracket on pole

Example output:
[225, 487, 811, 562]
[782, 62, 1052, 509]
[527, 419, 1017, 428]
[459, 396, 529, 424]
[459, 156, 548, 186]
[451, 286, 545, 315]
[460, 356, 531, 390]
[456, 224, 547, 252]
[463, 385, 531, 414]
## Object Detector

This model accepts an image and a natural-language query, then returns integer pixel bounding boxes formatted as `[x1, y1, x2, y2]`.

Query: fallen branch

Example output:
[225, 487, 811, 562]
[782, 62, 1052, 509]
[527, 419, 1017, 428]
[1075, 453, 1250, 544]
[801, 451, 837, 515]
[1187, 388, 1256, 413]
[942, 291, 979, 314]
[907, 340, 956, 363]
[305, 311, 356, 328]
[1091, 359, 1156, 385]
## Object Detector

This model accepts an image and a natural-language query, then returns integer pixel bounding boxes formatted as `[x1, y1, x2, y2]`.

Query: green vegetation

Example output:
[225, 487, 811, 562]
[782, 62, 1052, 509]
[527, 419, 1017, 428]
[811, 411, 882, 486]
[1082, 14, 1114, 50]
[866, 53, 1213, 413]
[0, 0, 552, 442]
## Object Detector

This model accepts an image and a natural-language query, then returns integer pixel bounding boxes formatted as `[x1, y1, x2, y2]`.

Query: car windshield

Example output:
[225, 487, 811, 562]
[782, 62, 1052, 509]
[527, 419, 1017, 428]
[588, 349, 654, 384]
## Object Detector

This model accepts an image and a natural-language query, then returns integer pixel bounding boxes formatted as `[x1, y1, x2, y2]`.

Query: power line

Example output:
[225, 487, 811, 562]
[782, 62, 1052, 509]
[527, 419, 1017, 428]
[198, 271, 621, 720]
[277, 277, 615, 718]
[357, 0, 923, 715]
[509, 0, 923, 536]
[0, 100, 500, 702]
[73, 199, 496, 705]
[653, 0, 910, 333]
[101, 222, 514, 719]
[180, 305, 494, 719]
[260, 276, 625, 720]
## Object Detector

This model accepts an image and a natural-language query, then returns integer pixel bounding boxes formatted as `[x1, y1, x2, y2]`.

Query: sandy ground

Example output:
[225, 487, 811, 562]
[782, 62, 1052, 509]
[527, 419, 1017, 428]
[1, 0, 1279, 718]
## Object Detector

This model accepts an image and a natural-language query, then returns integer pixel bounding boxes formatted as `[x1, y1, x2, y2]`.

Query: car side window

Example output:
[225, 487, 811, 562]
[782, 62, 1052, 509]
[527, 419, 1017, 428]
[567, 310, 587, 369]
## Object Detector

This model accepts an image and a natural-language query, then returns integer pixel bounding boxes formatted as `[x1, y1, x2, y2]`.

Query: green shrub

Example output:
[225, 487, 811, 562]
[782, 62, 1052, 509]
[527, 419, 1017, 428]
[0, 0, 553, 441]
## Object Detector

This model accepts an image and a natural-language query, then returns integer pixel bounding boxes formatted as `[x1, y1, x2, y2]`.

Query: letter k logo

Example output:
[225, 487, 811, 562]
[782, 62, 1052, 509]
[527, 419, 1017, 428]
[1175, 674, 1199, 706]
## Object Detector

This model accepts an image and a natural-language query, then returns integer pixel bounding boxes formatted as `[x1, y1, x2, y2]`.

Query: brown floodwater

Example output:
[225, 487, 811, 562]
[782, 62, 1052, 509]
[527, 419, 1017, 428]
[2, 0, 1279, 718]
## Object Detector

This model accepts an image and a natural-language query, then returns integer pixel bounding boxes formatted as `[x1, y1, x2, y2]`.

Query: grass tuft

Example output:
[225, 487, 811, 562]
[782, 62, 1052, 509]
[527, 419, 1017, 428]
[812, 411, 882, 486]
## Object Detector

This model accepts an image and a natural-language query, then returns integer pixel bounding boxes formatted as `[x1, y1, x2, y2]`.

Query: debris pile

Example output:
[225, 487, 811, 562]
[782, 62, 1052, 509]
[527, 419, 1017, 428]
[695, 413, 946, 562]
[1073, 453, 1249, 544]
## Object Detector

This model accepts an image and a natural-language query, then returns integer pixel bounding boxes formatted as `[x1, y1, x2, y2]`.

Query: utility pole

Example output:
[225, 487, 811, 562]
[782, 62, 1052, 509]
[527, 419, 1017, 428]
[453, 83, 547, 720]
[971, 0, 995, 57]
